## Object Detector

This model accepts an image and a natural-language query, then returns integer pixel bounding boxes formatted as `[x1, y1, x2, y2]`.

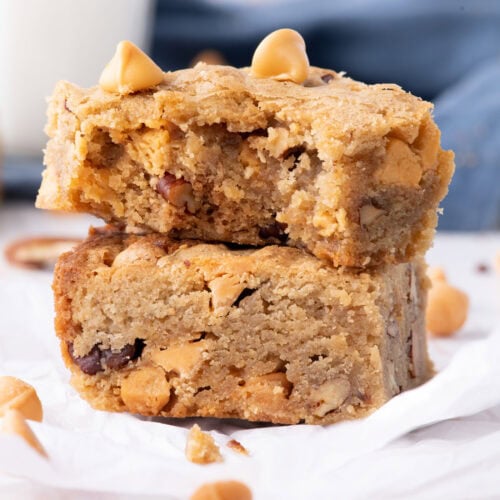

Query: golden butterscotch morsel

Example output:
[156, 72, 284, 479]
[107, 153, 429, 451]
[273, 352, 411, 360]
[120, 366, 171, 415]
[250, 28, 309, 84]
[375, 138, 422, 187]
[151, 341, 206, 377]
[0, 376, 43, 422]
[0, 409, 47, 457]
[185, 424, 223, 464]
[99, 40, 164, 95]
[427, 266, 447, 283]
[426, 281, 469, 337]
[208, 274, 246, 313]
[191, 49, 226, 67]
[190, 480, 252, 500]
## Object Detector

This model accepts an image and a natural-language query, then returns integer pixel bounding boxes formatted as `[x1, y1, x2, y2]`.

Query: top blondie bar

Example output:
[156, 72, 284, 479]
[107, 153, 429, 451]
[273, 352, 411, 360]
[36, 31, 454, 267]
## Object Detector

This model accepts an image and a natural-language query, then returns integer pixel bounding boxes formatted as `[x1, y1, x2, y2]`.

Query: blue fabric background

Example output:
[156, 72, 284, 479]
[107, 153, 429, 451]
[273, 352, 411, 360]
[152, 0, 500, 230]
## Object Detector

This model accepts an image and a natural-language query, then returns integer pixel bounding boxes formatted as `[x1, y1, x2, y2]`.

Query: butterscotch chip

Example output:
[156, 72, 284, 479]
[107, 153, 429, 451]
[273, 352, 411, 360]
[185, 424, 223, 464]
[427, 266, 447, 283]
[4, 237, 81, 270]
[251, 28, 309, 84]
[99, 40, 164, 94]
[208, 274, 246, 313]
[0, 376, 43, 421]
[120, 366, 171, 415]
[191, 50, 226, 67]
[375, 138, 422, 187]
[151, 342, 206, 376]
[426, 281, 469, 337]
[0, 409, 47, 457]
[190, 481, 252, 500]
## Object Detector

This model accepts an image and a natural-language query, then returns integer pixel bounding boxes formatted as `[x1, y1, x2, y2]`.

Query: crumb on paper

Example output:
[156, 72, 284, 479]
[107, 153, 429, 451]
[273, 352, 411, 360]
[227, 438, 249, 455]
[185, 424, 223, 464]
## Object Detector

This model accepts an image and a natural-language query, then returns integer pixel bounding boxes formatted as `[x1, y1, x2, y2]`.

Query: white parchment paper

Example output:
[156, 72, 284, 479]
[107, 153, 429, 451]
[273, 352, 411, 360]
[1, 205, 499, 499]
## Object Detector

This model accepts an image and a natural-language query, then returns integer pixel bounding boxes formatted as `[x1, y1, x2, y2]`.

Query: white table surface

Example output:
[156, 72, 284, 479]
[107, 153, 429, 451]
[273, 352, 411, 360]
[0, 203, 499, 500]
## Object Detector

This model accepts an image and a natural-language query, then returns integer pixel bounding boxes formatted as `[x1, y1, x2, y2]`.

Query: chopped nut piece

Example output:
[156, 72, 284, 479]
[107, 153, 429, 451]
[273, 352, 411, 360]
[4, 237, 81, 270]
[311, 378, 351, 417]
[359, 204, 385, 226]
[191, 480, 252, 500]
[251, 29, 309, 84]
[157, 173, 200, 214]
[227, 439, 249, 455]
[120, 366, 171, 415]
[99, 40, 164, 94]
[375, 138, 422, 187]
[426, 281, 469, 337]
[185, 424, 223, 464]
[152, 342, 206, 376]
[0, 409, 47, 457]
[0, 376, 43, 422]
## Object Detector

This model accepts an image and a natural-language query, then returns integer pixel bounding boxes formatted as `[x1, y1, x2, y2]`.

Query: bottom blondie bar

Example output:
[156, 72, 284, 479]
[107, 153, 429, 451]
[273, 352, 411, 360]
[53, 232, 431, 425]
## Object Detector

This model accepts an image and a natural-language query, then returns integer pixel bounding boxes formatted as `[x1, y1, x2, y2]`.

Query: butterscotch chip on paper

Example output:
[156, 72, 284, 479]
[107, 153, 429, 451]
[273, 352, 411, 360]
[190, 480, 252, 500]
[426, 280, 469, 337]
[185, 424, 223, 464]
[0, 409, 47, 457]
[0, 376, 43, 421]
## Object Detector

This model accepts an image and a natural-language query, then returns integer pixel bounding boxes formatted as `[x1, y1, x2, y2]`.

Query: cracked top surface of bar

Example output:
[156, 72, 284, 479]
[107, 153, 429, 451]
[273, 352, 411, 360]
[37, 64, 454, 267]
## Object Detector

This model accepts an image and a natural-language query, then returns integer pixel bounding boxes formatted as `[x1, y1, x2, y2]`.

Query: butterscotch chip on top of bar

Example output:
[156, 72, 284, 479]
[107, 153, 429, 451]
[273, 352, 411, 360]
[36, 36, 454, 267]
[52, 232, 432, 425]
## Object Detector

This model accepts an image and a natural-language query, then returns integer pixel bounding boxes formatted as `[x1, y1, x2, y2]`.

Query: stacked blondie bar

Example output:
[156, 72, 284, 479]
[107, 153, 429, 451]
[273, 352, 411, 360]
[37, 31, 454, 424]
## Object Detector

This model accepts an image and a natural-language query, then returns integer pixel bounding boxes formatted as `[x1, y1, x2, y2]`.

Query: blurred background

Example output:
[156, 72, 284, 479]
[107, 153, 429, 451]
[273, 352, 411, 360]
[0, 0, 499, 229]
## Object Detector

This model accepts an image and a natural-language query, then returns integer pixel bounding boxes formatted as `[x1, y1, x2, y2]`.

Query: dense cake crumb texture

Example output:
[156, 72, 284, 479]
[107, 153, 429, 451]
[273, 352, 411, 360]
[53, 233, 432, 425]
[37, 62, 454, 267]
